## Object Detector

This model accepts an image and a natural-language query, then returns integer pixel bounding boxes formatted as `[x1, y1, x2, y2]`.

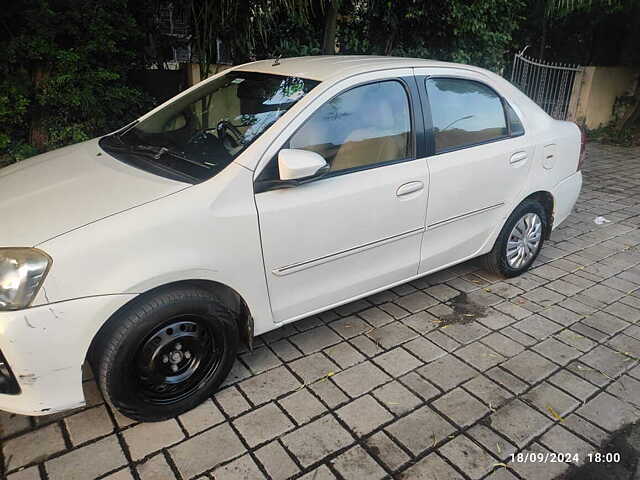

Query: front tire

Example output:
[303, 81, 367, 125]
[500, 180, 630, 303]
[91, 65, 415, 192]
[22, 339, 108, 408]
[481, 199, 548, 278]
[91, 286, 239, 422]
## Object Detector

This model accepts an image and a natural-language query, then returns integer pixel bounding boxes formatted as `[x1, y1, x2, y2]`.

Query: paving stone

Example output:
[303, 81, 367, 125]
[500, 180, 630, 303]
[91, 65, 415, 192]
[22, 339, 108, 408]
[290, 326, 342, 354]
[282, 414, 354, 468]
[294, 316, 325, 331]
[522, 382, 580, 419]
[336, 395, 393, 437]
[566, 360, 611, 386]
[82, 380, 104, 406]
[467, 424, 516, 461]
[212, 454, 265, 480]
[233, 402, 294, 448]
[440, 434, 495, 480]
[417, 354, 477, 391]
[486, 282, 525, 299]
[240, 346, 282, 374]
[533, 337, 582, 364]
[606, 375, 640, 408]
[335, 299, 372, 316]
[215, 386, 251, 418]
[582, 311, 630, 335]
[547, 369, 599, 401]
[539, 425, 595, 466]
[178, 399, 224, 436]
[582, 284, 624, 305]
[425, 329, 461, 351]
[562, 414, 609, 447]
[510, 443, 569, 480]
[222, 360, 252, 387]
[385, 406, 456, 455]
[400, 372, 441, 400]
[500, 325, 538, 346]
[373, 347, 423, 377]
[123, 419, 184, 461]
[332, 361, 390, 398]
[64, 405, 114, 446]
[456, 342, 505, 371]
[466, 289, 503, 307]
[0, 412, 31, 440]
[477, 309, 517, 330]
[366, 431, 410, 470]
[350, 334, 384, 357]
[359, 307, 395, 327]
[580, 344, 635, 378]
[522, 287, 565, 307]
[570, 321, 610, 342]
[485, 367, 529, 394]
[298, 465, 336, 480]
[379, 302, 410, 319]
[489, 399, 552, 447]
[169, 423, 245, 478]
[403, 337, 447, 363]
[494, 301, 533, 320]
[554, 329, 597, 352]
[332, 445, 387, 480]
[605, 301, 640, 322]
[238, 366, 301, 405]
[501, 350, 558, 384]
[255, 441, 299, 480]
[433, 388, 490, 428]
[330, 315, 372, 339]
[279, 388, 327, 425]
[373, 381, 421, 415]
[576, 392, 639, 432]
[441, 322, 492, 345]
[45, 435, 126, 480]
[289, 352, 339, 385]
[7, 467, 41, 480]
[136, 453, 175, 480]
[463, 375, 513, 409]
[483, 468, 519, 480]
[324, 341, 365, 368]
[395, 291, 439, 313]
[547, 278, 584, 296]
[399, 452, 464, 479]
[608, 333, 640, 357]
[402, 310, 439, 333]
[367, 322, 417, 349]
[531, 264, 567, 280]
[559, 297, 599, 317]
[310, 379, 349, 409]
[513, 314, 563, 340]
[3, 423, 66, 471]
[480, 332, 525, 357]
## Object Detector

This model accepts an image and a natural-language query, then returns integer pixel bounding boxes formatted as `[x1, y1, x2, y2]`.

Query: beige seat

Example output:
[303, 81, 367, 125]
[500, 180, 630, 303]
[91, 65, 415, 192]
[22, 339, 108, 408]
[331, 98, 407, 171]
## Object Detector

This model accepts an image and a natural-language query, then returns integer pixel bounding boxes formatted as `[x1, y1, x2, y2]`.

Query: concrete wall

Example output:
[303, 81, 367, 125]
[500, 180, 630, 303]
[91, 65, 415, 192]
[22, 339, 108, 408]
[572, 66, 639, 129]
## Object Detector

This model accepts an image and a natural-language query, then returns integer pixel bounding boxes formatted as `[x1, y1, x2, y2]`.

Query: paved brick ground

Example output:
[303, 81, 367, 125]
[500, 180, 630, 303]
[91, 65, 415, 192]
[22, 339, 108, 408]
[2, 142, 640, 480]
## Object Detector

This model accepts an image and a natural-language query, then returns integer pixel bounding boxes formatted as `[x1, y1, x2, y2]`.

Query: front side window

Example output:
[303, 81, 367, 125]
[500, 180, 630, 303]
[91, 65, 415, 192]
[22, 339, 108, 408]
[100, 72, 319, 183]
[288, 81, 412, 174]
[426, 78, 508, 153]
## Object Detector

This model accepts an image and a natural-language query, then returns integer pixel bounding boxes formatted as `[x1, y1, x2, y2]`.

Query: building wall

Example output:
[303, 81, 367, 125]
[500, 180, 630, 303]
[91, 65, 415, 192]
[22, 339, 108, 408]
[573, 66, 639, 129]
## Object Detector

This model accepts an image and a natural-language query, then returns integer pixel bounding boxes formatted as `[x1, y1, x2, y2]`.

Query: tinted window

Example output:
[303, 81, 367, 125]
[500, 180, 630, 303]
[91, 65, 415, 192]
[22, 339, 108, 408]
[505, 102, 525, 136]
[289, 81, 411, 173]
[426, 78, 508, 153]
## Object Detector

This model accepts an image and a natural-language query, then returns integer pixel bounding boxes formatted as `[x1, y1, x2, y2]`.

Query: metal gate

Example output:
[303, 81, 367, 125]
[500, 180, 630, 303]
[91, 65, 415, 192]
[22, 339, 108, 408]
[511, 47, 583, 120]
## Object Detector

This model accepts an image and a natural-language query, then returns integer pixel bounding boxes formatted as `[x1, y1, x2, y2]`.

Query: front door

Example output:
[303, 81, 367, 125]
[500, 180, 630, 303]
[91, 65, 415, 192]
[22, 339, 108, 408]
[254, 73, 429, 323]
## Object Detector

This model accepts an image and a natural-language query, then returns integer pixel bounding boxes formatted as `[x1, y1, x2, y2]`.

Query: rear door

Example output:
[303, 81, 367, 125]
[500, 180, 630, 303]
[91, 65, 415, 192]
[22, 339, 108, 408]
[254, 70, 429, 323]
[414, 68, 534, 273]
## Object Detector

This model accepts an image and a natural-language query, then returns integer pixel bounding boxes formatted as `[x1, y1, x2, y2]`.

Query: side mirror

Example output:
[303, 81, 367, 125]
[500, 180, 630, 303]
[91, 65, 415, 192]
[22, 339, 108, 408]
[278, 149, 328, 181]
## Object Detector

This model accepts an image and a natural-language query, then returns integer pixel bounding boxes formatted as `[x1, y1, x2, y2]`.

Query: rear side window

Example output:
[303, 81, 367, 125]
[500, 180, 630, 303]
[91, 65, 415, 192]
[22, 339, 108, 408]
[426, 78, 508, 153]
[505, 102, 525, 136]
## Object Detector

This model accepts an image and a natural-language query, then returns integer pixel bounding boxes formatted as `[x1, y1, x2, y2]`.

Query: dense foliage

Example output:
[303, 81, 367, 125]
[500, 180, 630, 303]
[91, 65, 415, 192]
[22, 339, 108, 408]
[1, 0, 637, 164]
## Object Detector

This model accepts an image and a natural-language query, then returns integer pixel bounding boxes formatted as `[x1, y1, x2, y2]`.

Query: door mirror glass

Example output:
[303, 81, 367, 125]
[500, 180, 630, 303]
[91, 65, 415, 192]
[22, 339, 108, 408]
[278, 149, 328, 181]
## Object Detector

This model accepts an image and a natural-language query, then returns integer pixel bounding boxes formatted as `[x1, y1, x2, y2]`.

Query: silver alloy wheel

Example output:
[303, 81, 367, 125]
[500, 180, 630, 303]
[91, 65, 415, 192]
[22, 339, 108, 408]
[506, 212, 542, 269]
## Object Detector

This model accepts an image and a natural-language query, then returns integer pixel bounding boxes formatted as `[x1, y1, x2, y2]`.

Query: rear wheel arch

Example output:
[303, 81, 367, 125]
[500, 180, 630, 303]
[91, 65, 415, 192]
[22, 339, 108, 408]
[525, 190, 554, 239]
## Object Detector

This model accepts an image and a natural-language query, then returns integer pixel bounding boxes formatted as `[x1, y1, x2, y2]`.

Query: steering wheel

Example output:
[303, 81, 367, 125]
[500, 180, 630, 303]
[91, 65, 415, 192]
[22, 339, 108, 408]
[216, 120, 243, 150]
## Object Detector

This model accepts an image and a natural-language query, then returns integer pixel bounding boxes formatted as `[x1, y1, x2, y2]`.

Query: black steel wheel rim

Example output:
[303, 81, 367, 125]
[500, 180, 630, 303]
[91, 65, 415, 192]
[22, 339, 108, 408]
[134, 315, 222, 405]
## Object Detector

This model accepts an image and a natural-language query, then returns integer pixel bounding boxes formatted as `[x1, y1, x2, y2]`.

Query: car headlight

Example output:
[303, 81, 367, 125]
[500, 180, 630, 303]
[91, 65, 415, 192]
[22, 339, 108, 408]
[0, 248, 52, 311]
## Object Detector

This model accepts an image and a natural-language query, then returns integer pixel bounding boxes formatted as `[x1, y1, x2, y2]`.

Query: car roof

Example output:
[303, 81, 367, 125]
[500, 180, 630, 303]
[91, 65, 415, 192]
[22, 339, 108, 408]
[234, 55, 486, 82]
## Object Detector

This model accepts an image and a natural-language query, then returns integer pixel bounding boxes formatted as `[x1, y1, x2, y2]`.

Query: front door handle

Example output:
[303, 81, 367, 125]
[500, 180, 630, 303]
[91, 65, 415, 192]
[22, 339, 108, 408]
[396, 181, 424, 197]
[510, 151, 528, 166]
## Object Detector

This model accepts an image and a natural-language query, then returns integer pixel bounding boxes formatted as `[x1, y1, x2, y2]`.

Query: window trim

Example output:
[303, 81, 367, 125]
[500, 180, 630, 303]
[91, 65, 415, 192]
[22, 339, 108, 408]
[422, 75, 524, 156]
[254, 76, 420, 193]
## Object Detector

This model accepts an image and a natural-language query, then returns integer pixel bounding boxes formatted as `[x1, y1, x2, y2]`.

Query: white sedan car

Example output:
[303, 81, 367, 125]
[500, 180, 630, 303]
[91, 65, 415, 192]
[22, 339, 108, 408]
[0, 56, 583, 421]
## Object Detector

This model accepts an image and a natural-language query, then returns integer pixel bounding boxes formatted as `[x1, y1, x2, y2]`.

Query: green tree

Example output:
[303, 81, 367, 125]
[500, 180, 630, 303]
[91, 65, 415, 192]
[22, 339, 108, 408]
[0, 0, 153, 162]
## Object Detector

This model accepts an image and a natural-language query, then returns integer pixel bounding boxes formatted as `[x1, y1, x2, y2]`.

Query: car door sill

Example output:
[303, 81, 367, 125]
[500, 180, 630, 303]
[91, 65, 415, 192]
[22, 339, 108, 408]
[272, 226, 426, 277]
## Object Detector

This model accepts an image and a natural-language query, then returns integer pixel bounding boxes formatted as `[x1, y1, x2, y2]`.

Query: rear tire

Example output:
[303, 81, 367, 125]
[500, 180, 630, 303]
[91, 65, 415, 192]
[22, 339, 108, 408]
[91, 286, 239, 422]
[481, 199, 547, 278]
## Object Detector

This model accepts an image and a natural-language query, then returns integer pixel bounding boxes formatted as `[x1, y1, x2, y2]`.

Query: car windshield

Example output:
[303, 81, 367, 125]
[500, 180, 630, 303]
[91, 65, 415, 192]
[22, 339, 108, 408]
[100, 71, 319, 183]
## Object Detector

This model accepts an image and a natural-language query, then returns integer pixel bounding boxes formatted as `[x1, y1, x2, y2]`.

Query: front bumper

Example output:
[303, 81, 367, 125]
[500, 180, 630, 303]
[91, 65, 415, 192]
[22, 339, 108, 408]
[0, 294, 135, 416]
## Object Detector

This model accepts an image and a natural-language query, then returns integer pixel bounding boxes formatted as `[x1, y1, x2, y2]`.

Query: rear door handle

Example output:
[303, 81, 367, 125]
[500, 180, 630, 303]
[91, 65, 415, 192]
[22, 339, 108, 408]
[396, 181, 424, 197]
[510, 151, 528, 166]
